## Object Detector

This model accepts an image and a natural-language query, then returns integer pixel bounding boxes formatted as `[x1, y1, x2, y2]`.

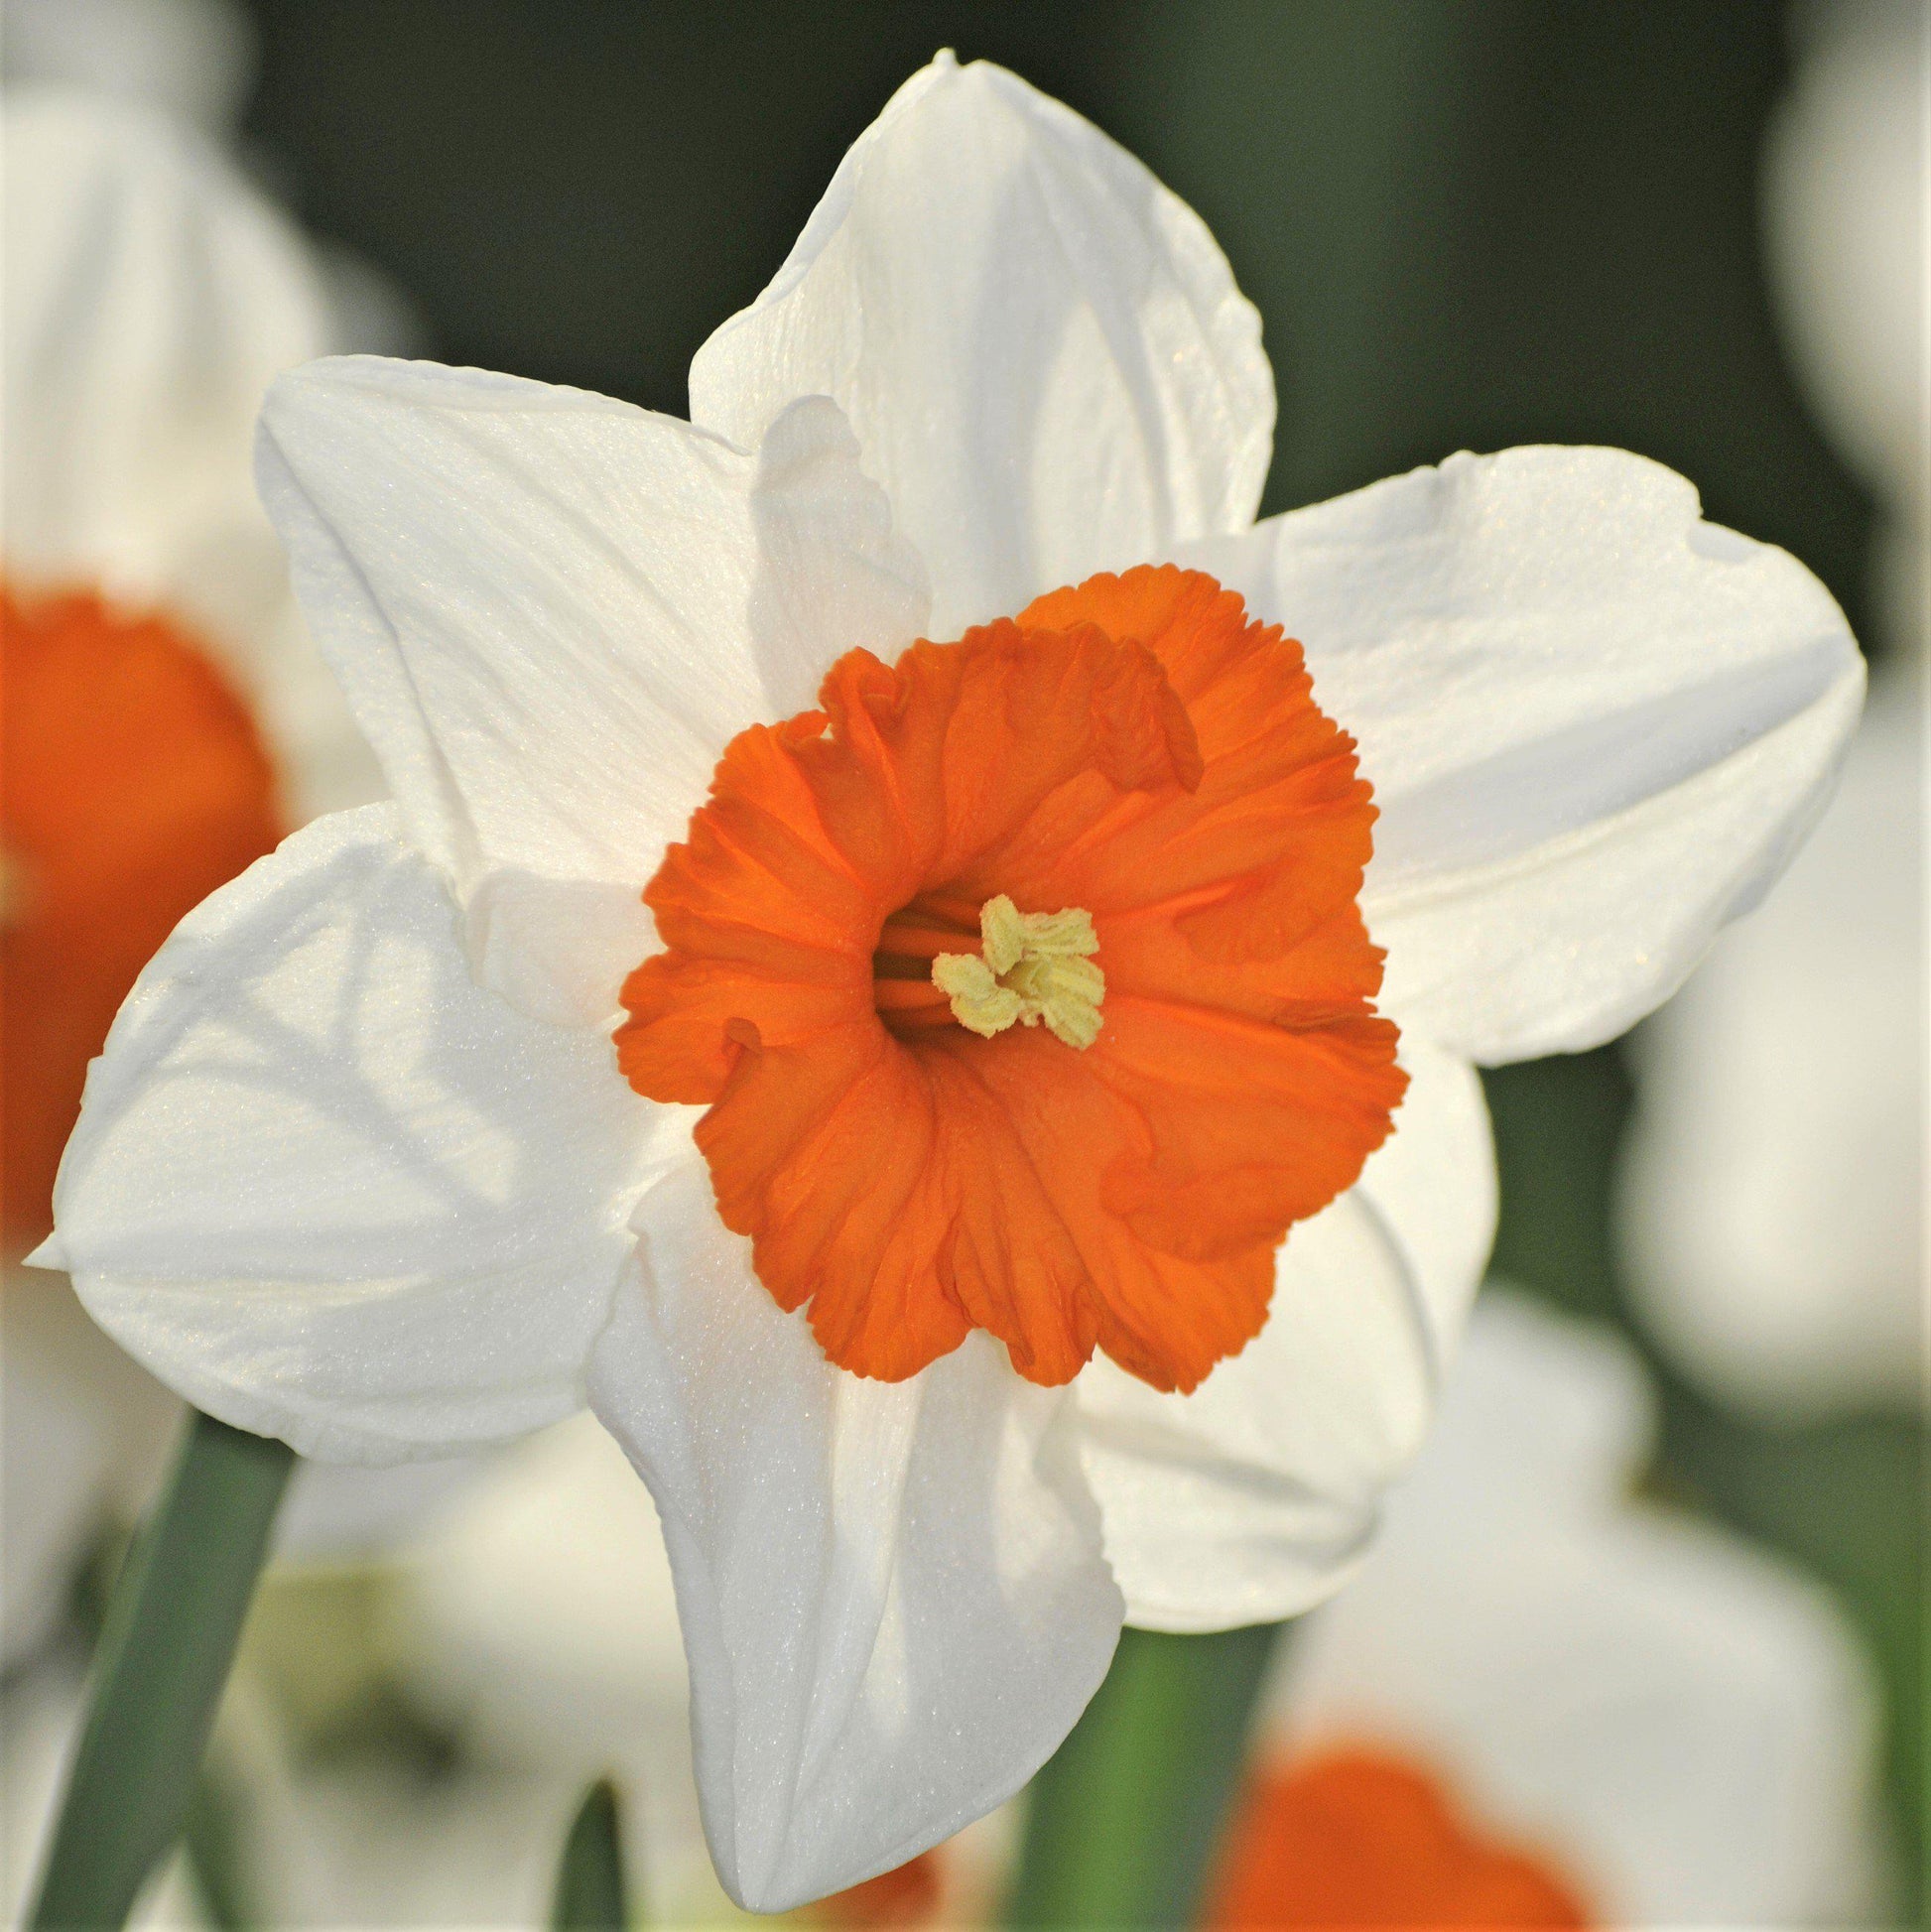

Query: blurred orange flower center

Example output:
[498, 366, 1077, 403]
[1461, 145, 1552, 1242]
[809, 1850, 944, 1927]
[616, 566, 1405, 1391]
[1, 587, 283, 1253]
[1207, 1747, 1593, 1929]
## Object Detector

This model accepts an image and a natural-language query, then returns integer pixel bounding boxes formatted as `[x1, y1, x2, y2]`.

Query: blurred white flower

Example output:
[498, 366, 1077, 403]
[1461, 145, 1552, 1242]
[35, 53, 1862, 1909]
[1763, 0, 1925, 637]
[1, 86, 409, 1678]
[0, 1272, 174, 1672]
[1215, 1292, 1886, 1928]
[1620, 0, 1924, 1419]
[1622, 670, 1922, 1417]
[251, 1756, 576, 1932]
[1, 0, 257, 136]
[387, 1413, 725, 1926]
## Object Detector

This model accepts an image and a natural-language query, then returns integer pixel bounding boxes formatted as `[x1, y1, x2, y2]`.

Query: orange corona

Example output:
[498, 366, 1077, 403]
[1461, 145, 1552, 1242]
[617, 566, 1404, 1391]
[1207, 1747, 1593, 1929]
[1, 588, 283, 1251]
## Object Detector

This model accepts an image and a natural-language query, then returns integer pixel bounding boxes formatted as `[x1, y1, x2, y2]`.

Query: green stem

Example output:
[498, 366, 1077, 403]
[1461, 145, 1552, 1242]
[1006, 1621, 1280, 1929]
[30, 1409, 294, 1931]
[551, 1778, 630, 1930]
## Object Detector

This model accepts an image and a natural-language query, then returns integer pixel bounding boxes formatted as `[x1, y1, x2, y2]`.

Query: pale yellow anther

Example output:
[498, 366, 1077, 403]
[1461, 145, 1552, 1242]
[932, 894, 1105, 1049]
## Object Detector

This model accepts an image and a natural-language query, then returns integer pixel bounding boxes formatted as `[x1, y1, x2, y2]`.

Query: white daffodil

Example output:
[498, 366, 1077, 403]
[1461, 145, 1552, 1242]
[36, 55, 1863, 1909]
[1213, 1293, 1885, 1928]
[1621, 0, 1924, 1419]
[2, 84, 390, 1667]
[1, 0, 257, 136]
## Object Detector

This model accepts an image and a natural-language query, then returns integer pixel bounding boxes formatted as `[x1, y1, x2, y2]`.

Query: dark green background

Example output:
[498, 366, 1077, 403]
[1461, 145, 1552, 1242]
[237, 0, 1921, 1913]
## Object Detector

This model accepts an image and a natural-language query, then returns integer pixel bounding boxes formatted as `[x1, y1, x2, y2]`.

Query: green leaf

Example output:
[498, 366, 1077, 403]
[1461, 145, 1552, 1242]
[551, 1778, 630, 1930]
[30, 1408, 293, 1930]
[1006, 1621, 1278, 1928]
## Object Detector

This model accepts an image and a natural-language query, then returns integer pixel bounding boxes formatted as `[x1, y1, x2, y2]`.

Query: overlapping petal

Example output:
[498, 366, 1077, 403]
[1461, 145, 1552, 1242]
[38, 806, 666, 1462]
[1069, 1035, 1494, 1630]
[690, 53, 1273, 637]
[1183, 446, 1865, 1061]
[587, 1157, 1121, 1913]
[257, 367, 927, 1022]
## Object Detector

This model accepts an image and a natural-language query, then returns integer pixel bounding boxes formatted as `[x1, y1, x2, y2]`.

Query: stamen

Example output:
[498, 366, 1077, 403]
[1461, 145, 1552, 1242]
[932, 894, 1104, 1049]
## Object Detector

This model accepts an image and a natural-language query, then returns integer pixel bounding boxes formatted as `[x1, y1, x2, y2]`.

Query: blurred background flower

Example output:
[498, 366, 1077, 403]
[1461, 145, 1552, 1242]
[4, 2, 1921, 1925]
[0, 8, 458, 1916]
[1213, 1294, 1886, 1927]
[1620, 0, 1925, 1423]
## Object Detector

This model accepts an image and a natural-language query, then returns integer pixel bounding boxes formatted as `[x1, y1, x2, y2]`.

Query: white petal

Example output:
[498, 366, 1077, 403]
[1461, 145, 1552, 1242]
[690, 52, 1272, 636]
[258, 366, 925, 1018]
[1, 86, 376, 823]
[460, 871, 659, 1032]
[47, 804, 665, 1464]
[587, 1156, 1121, 1912]
[1184, 447, 1866, 1062]
[745, 393, 931, 715]
[1070, 1036, 1493, 1632]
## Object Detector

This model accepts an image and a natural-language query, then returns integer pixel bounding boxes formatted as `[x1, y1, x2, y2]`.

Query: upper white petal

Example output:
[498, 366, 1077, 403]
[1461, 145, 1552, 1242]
[689, 52, 1273, 636]
[46, 804, 668, 1464]
[257, 363, 926, 1020]
[1070, 1034, 1495, 1632]
[1184, 446, 1866, 1062]
[587, 1155, 1121, 1913]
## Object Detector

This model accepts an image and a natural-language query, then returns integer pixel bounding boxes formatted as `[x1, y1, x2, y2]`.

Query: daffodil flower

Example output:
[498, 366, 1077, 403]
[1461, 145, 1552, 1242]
[35, 55, 1863, 1909]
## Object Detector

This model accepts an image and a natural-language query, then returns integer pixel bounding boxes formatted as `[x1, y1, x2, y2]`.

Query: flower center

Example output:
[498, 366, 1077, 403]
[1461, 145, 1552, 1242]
[931, 894, 1103, 1048]
[617, 566, 1404, 1392]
